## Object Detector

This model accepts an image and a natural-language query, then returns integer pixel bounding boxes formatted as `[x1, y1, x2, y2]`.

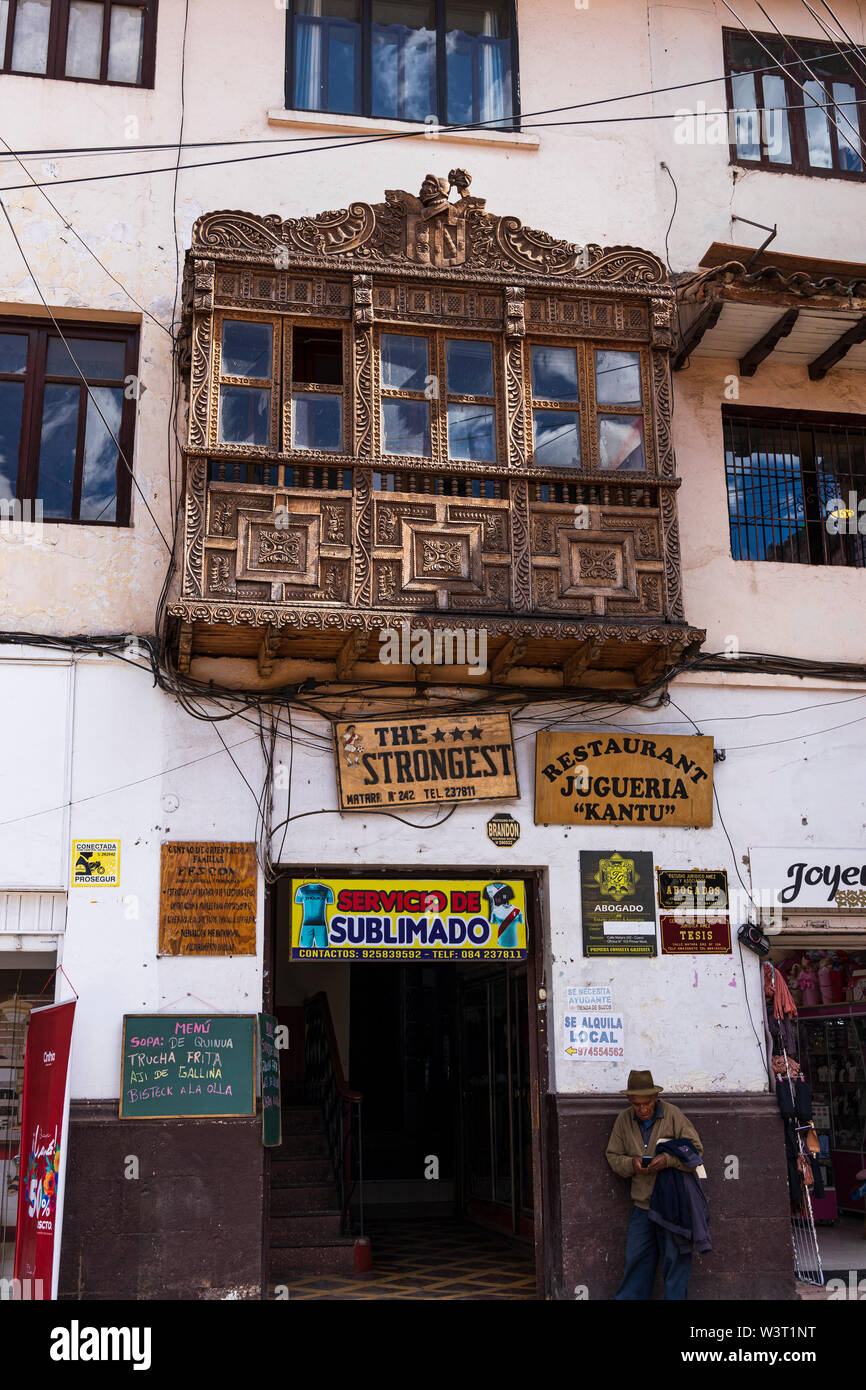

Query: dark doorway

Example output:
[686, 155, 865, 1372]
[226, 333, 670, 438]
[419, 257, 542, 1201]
[348, 961, 534, 1242]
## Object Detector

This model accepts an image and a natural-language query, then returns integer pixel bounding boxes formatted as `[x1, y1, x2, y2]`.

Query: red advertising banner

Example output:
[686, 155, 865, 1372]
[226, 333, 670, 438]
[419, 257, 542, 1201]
[659, 914, 732, 955]
[14, 1001, 75, 1298]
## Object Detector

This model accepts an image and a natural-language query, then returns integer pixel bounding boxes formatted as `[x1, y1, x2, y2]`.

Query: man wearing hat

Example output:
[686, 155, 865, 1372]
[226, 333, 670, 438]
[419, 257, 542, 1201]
[605, 1068, 703, 1300]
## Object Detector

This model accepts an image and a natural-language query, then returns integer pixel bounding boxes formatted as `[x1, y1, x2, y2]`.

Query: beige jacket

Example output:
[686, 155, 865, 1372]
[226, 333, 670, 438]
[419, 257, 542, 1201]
[605, 1099, 703, 1209]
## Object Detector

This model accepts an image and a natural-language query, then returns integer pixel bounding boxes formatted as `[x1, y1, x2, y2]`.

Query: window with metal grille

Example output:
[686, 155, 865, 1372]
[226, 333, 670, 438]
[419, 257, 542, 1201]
[723, 27, 866, 179]
[723, 407, 866, 566]
[0, 1, 157, 87]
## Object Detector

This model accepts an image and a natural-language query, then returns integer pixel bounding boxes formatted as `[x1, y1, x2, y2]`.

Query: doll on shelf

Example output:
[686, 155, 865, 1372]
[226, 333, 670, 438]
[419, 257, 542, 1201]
[829, 959, 847, 1004]
[786, 962, 803, 1008]
[818, 956, 834, 1005]
[799, 957, 820, 1008]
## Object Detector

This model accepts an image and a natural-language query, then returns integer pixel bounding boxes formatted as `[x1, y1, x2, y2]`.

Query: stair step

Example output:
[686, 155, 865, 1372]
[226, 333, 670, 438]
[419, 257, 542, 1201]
[270, 1184, 339, 1214]
[268, 1238, 358, 1277]
[281, 1106, 326, 1135]
[270, 1157, 333, 1184]
[270, 1211, 344, 1241]
[273, 1132, 329, 1157]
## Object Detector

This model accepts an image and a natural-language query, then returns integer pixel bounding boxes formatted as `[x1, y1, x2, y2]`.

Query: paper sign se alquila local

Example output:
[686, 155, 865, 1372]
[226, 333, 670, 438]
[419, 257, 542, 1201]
[535, 732, 714, 827]
[333, 713, 518, 812]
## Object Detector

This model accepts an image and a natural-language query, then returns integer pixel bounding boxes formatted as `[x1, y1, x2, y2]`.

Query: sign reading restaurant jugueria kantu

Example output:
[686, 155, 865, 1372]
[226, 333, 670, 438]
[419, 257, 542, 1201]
[290, 876, 527, 961]
[333, 713, 518, 812]
[535, 732, 714, 827]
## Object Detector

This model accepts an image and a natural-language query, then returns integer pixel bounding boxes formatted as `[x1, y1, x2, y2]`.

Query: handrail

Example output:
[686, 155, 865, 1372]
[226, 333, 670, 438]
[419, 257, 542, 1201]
[303, 992, 363, 1236]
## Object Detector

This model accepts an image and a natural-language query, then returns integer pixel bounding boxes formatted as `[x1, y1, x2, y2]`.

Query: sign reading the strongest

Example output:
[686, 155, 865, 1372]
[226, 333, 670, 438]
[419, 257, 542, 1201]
[290, 876, 527, 961]
[333, 713, 519, 811]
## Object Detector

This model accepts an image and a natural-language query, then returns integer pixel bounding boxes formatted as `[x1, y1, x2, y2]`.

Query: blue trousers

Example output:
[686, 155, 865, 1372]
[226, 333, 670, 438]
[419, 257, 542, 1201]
[613, 1204, 692, 1300]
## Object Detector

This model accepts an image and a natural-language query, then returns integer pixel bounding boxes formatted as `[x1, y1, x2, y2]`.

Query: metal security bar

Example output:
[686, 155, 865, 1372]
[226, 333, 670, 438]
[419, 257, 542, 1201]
[724, 409, 866, 567]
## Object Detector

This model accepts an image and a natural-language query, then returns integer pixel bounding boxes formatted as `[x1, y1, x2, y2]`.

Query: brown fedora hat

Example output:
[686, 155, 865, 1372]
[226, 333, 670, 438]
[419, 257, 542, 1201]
[620, 1068, 664, 1096]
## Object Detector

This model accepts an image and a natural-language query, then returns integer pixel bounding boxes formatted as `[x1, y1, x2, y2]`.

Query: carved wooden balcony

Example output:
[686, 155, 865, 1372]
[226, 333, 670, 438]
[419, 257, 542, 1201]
[168, 174, 704, 690]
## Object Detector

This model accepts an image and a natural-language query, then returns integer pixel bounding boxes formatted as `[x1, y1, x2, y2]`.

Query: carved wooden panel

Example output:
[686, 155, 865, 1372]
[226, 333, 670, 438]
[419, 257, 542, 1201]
[528, 503, 664, 619]
[371, 492, 511, 612]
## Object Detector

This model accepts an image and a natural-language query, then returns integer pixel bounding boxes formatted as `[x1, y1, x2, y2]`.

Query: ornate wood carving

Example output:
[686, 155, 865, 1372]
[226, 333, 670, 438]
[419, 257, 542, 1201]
[509, 478, 532, 612]
[182, 458, 207, 598]
[352, 466, 374, 605]
[190, 174, 667, 288]
[660, 486, 685, 621]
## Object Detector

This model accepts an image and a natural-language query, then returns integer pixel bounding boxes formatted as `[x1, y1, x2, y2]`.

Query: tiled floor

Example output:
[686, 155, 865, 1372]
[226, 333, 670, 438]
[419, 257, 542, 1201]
[278, 1218, 537, 1301]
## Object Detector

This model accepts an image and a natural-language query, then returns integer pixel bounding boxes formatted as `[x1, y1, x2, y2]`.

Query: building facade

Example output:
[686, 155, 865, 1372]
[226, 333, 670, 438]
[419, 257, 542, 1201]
[1, 0, 864, 1301]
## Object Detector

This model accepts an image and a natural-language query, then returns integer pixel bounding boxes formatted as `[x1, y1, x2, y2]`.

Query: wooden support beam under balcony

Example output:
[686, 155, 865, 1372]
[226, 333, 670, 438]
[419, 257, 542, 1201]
[490, 637, 529, 682]
[257, 625, 280, 678]
[336, 629, 367, 680]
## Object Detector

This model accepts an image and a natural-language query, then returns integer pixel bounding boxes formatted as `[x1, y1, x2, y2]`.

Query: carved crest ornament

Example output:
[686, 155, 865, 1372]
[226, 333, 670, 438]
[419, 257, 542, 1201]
[187, 169, 668, 286]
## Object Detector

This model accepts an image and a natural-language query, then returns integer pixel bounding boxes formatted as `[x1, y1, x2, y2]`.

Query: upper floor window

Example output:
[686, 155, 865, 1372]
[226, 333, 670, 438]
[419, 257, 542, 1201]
[0, 319, 138, 524]
[724, 27, 864, 178]
[0, 0, 157, 87]
[288, 0, 517, 128]
[724, 406, 866, 566]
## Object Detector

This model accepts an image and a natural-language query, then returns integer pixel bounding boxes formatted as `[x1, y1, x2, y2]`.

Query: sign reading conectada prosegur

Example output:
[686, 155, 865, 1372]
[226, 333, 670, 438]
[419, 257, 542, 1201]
[535, 732, 714, 827]
[290, 877, 527, 961]
[333, 713, 518, 811]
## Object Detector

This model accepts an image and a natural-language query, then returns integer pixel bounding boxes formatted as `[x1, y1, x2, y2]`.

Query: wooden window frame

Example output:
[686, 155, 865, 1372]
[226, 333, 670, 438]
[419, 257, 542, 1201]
[0, 316, 138, 526]
[723, 26, 866, 181]
[524, 338, 652, 476]
[1, 0, 158, 88]
[377, 326, 505, 467]
[285, 0, 521, 129]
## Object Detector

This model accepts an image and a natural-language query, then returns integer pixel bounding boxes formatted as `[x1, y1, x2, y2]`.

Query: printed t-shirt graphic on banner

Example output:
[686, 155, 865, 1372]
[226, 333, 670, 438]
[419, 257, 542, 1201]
[294, 882, 336, 949]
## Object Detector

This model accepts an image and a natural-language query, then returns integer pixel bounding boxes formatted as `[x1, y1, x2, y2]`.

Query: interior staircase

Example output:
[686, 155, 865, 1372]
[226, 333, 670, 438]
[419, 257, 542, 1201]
[267, 1101, 357, 1280]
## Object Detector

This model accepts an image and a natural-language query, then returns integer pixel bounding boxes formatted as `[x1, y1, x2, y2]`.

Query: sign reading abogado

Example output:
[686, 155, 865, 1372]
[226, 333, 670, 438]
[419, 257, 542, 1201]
[333, 713, 518, 812]
[535, 733, 713, 827]
[290, 876, 527, 960]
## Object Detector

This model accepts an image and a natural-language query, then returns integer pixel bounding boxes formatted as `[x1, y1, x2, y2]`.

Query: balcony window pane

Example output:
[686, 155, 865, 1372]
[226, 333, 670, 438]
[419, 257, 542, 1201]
[804, 81, 832, 168]
[730, 72, 760, 160]
[292, 392, 342, 451]
[381, 333, 428, 390]
[446, 2, 512, 126]
[0, 334, 27, 373]
[0, 381, 24, 498]
[294, 2, 361, 115]
[447, 402, 495, 461]
[66, 2, 104, 79]
[107, 5, 145, 85]
[11, 0, 50, 73]
[762, 74, 791, 165]
[46, 336, 126, 380]
[292, 328, 343, 384]
[595, 350, 641, 406]
[219, 386, 271, 445]
[383, 398, 430, 455]
[446, 338, 493, 396]
[833, 82, 862, 171]
[221, 321, 273, 379]
[533, 410, 580, 468]
[598, 414, 646, 471]
[0, 4, 9, 63]
[38, 384, 80, 517]
[80, 386, 122, 521]
[531, 345, 578, 402]
[372, 3, 436, 122]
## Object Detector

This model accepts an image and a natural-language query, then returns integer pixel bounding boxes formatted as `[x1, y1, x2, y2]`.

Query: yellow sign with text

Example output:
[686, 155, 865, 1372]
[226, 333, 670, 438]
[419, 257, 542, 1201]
[71, 840, 120, 887]
[290, 876, 527, 961]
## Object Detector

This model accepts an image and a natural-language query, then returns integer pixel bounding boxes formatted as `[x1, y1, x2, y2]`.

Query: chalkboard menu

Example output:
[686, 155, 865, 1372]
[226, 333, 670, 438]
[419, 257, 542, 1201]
[258, 1013, 281, 1147]
[119, 1015, 257, 1119]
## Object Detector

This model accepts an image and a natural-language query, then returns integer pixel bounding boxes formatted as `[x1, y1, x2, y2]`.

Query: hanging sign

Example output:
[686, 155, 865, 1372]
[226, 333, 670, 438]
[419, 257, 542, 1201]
[333, 713, 518, 811]
[486, 813, 520, 848]
[580, 851, 657, 957]
[14, 1000, 76, 1299]
[159, 842, 257, 956]
[258, 1013, 281, 1148]
[535, 733, 713, 827]
[656, 869, 729, 912]
[71, 840, 119, 886]
[659, 915, 732, 955]
[290, 876, 527, 960]
[119, 1015, 257, 1119]
[750, 847, 866, 910]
